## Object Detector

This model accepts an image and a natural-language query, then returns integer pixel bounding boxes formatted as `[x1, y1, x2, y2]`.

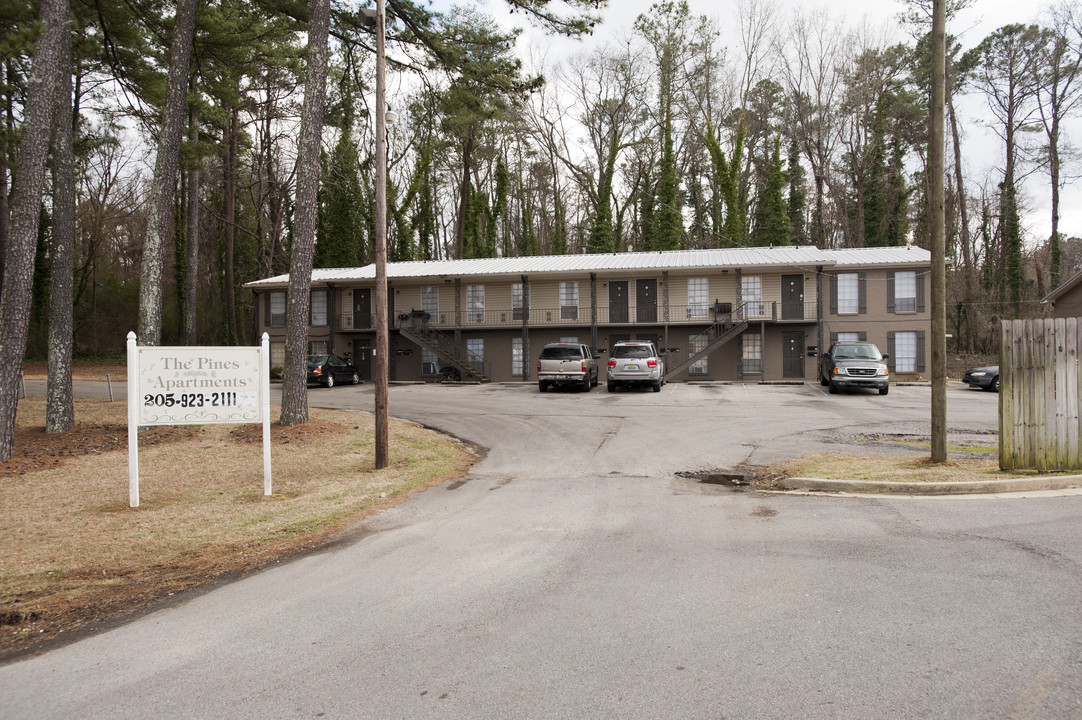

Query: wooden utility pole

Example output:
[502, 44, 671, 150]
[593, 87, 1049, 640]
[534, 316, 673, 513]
[373, 0, 390, 468]
[930, 0, 947, 462]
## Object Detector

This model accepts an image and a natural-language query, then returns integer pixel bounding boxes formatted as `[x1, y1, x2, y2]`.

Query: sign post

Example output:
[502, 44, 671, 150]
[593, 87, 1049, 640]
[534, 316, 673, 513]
[127, 332, 272, 507]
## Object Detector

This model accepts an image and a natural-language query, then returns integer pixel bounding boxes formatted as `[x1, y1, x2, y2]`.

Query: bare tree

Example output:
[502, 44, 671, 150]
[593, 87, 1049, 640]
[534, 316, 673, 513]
[0, 0, 69, 460]
[137, 0, 198, 346]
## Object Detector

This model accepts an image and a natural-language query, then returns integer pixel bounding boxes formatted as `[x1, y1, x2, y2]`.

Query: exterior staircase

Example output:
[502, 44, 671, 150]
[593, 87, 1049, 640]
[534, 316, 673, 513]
[397, 315, 490, 382]
[664, 304, 749, 382]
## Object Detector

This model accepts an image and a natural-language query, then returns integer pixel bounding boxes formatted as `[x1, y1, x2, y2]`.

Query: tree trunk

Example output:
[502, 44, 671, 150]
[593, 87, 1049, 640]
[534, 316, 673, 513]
[455, 134, 475, 259]
[137, 0, 197, 347]
[0, 0, 68, 461]
[280, 0, 330, 426]
[224, 106, 239, 345]
[948, 86, 976, 353]
[185, 101, 200, 345]
[47, 23, 75, 434]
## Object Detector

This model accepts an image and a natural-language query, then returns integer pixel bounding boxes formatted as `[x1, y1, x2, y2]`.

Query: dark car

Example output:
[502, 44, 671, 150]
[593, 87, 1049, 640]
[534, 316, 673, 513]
[819, 341, 890, 395]
[962, 365, 999, 392]
[307, 354, 361, 388]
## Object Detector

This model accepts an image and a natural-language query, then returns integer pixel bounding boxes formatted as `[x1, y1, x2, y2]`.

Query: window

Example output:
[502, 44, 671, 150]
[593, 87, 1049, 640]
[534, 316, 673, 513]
[742, 276, 763, 317]
[311, 289, 328, 326]
[893, 331, 918, 372]
[688, 278, 708, 319]
[836, 332, 862, 343]
[512, 337, 524, 376]
[837, 274, 859, 314]
[893, 271, 917, 312]
[466, 339, 484, 373]
[560, 281, 579, 320]
[308, 340, 328, 355]
[743, 332, 762, 373]
[467, 285, 485, 323]
[689, 332, 708, 374]
[512, 283, 524, 321]
[560, 336, 579, 343]
[422, 286, 438, 318]
[270, 342, 285, 369]
[422, 349, 438, 375]
[268, 291, 286, 326]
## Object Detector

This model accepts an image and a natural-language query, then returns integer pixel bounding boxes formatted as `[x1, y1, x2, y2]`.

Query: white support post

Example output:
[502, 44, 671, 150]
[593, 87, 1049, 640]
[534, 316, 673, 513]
[127, 332, 139, 507]
[262, 332, 272, 495]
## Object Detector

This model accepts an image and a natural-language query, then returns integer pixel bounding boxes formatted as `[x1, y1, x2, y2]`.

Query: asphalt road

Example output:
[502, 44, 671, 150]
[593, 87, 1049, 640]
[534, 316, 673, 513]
[3, 381, 1081, 719]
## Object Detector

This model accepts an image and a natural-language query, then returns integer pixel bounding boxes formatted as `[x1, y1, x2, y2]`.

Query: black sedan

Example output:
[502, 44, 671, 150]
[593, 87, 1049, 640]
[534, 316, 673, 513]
[962, 365, 999, 392]
[307, 354, 361, 388]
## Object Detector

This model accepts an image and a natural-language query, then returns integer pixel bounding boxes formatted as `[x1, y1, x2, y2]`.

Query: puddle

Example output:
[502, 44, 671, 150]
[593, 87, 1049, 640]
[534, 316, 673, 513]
[677, 470, 749, 489]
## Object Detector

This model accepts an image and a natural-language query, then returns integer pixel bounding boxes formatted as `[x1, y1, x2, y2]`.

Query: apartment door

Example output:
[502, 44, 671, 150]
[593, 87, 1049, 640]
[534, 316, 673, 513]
[353, 289, 371, 329]
[609, 281, 629, 323]
[783, 332, 804, 378]
[636, 279, 657, 323]
[782, 274, 804, 320]
[352, 340, 372, 381]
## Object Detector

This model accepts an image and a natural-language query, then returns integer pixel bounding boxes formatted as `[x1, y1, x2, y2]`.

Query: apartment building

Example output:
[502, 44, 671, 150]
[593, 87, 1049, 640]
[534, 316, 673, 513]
[245, 245, 932, 384]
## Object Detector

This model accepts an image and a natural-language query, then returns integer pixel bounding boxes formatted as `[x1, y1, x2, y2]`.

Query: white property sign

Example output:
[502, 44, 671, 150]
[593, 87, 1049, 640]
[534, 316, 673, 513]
[127, 332, 272, 507]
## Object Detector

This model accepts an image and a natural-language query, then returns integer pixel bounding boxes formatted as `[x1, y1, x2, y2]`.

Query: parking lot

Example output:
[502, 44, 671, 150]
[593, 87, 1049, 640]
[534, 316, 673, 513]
[310, 380, 1001, 480]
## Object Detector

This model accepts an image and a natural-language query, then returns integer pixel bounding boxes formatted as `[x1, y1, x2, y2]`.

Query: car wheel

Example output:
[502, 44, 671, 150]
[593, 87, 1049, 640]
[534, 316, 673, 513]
[820, 373, 829, 387]
[581, 375, 591, 392]
[991, 377, 999, 392]
[652, 379, 661, 392]
[879, 386, 889, 395]
[538, 381, 547, 393]
[828, 380, 837, 394]
[325, 373, 334, 388]
[608, 382, 616, 392]
[351, 372, 360, 385]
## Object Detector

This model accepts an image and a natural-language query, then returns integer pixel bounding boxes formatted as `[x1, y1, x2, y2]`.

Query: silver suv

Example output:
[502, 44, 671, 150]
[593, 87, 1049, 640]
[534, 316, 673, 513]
[819, 342, 890, 395]
[607, 340, 665, 392]
[537, 343, 601, 392]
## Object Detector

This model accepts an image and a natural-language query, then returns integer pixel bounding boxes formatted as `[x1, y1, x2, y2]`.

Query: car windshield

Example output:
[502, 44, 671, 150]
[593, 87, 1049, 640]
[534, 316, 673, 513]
[833, 344, 880, 360]
[614, 345, 653, 359]
[307, 355, 329, 364]
[540, 347, 581, 360]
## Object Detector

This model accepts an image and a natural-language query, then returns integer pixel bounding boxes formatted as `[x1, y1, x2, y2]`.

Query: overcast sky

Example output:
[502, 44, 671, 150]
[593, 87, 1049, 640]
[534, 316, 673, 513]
[446, 0, 1081, 243]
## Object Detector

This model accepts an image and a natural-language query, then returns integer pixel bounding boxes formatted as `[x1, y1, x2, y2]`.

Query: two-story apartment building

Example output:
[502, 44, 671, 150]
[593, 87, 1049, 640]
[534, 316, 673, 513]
[244, 245, 932, 384]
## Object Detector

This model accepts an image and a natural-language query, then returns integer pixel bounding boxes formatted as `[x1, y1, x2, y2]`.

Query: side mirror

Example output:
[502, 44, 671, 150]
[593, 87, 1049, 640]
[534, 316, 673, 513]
[881, 353, 890, 360]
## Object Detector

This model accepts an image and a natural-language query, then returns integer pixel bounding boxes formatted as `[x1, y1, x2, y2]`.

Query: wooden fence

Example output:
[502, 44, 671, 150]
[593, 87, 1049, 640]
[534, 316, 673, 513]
[1000, 318, 1082, 471]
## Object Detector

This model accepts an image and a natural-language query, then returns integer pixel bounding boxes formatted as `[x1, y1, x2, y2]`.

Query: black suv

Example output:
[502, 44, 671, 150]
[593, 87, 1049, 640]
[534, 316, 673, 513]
[819, 342, 890, 395]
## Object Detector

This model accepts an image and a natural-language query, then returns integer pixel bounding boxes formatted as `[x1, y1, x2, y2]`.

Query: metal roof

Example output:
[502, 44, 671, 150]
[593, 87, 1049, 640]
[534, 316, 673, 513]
[244, 245, 932, 288]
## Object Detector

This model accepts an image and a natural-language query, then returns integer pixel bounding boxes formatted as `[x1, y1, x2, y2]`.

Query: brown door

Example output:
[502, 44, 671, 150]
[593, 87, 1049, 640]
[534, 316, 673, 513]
[782, 275, 804, 320]
[636, 279, 657, 323]
[353, 289, 371, 329]
[352, 340, 372, 381]
[783, 332, 804, 378]
[609, 281, 629, 323]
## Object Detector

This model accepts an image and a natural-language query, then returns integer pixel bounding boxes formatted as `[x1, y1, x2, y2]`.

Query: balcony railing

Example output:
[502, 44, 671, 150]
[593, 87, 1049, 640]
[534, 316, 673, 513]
[339, 301, 817, 332]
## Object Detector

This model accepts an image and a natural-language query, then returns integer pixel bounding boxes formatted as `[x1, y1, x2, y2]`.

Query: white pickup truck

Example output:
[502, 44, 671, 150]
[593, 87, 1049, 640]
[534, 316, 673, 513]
[537, 342, 602, 393]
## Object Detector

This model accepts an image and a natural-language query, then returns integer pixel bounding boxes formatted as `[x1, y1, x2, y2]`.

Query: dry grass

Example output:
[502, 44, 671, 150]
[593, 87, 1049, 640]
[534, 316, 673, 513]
[761, 452, 1056, 484]
[21, 360, 126, 382]
[0, 397, 476, 658]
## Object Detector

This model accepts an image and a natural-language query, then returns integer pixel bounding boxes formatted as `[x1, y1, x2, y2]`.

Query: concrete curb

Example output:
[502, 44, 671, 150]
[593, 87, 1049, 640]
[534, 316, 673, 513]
[777, 475, 1082, 495]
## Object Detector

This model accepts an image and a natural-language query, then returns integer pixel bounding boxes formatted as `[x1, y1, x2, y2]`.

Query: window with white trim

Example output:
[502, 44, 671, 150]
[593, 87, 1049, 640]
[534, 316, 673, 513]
[894, 271, 917, 312]
[270, 342, 285, 368]
[894, 331, 917, 372]
[560, 281, 579, 320]
[512, 283, 524, 321]
[467, 285, 485, 323]
[742, 276, 763, 317]
[837, 273, 859, 314]
[688, 278, 708, 319]
[466, 338, 484, 373]
[512, 337, 524, 376]
[689, 332, 708, 374]
[311, 289, 328, 326]
[422, 349, 438, 375]
[422, 286, 438, 317]
[743, 332, 762, 373]
[269, 291, 286, 326]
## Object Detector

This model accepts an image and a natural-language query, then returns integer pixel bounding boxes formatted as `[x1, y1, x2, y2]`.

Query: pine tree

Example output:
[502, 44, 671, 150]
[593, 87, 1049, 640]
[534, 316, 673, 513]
[751, 136, 791, 245]
[786, 137, 807, 244]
